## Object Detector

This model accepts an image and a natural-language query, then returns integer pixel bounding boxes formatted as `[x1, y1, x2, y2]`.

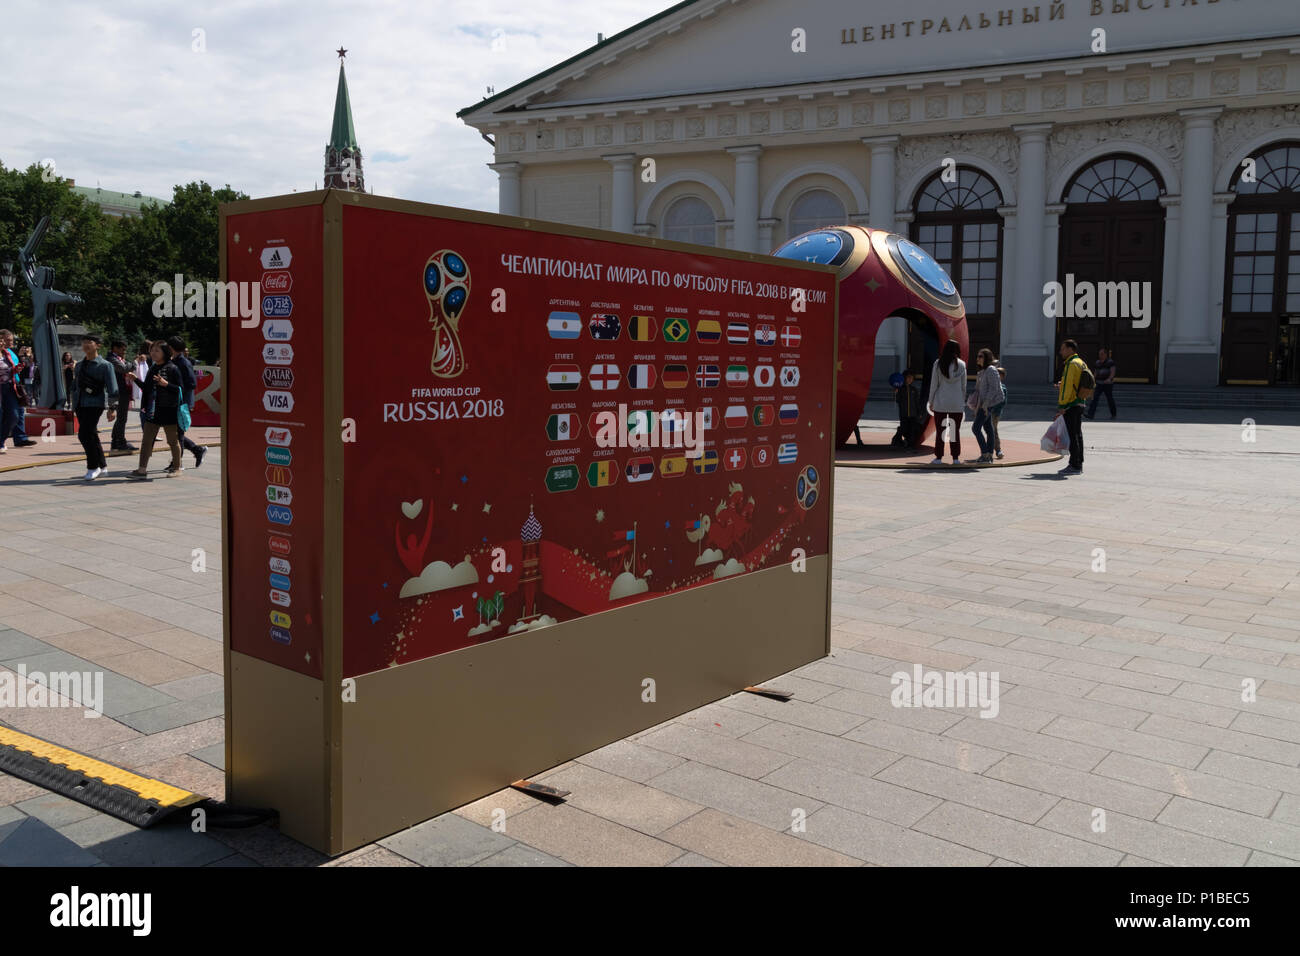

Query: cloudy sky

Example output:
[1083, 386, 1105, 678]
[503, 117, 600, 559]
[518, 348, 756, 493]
[2, 0, 669, 211]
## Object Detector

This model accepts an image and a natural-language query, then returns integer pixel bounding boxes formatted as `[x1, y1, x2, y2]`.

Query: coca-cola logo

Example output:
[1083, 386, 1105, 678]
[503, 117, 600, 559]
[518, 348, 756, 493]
[261, 272, 293, 294]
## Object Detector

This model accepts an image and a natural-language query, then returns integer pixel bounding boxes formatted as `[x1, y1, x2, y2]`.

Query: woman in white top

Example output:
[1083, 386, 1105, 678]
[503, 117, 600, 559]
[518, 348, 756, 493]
[971, 348, 1004, 463]
[927, 339, 968, 465]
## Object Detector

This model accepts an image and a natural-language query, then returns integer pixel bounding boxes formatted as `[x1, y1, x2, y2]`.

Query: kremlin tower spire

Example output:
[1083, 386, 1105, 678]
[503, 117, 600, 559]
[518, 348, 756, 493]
[324, 47, 365, 191]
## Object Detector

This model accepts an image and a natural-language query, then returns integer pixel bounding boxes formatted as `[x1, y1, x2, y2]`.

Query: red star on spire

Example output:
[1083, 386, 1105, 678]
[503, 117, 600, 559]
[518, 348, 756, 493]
[336, 46, 347, 59]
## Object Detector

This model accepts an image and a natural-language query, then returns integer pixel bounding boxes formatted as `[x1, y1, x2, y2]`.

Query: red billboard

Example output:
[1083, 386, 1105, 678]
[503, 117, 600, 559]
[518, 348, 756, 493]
[338, 206, 836, 677]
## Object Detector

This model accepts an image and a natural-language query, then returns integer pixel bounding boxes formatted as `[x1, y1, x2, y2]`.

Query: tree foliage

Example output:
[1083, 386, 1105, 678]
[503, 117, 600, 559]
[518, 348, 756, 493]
[0, 160, 247, 362]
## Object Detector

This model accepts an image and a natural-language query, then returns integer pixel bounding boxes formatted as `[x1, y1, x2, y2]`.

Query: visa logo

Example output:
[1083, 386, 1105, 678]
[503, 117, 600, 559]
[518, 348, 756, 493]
[266, 505, 293, 525]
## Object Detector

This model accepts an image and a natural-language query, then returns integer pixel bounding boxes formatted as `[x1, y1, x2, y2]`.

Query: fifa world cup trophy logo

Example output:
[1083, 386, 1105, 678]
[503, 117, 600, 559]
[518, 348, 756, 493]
[424, 250, 470, 377]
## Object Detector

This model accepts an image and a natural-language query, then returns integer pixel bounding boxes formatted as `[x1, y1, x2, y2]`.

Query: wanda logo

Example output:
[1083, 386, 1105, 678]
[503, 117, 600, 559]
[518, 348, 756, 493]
[261, 272, 293, 294]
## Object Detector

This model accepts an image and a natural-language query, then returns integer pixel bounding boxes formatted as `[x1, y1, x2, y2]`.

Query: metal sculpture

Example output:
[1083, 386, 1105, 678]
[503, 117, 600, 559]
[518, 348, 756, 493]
[18, 216, 83, 408]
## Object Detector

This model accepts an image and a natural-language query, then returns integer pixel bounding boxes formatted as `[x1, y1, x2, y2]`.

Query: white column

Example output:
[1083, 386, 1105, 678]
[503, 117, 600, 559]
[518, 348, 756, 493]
[997, 205, 1018, 361]
[1009, 123, 1053, 381]
[758, 218, 779, 253]
[1167, 107, 1223, 383]
[1041, 203, 1066, 356]
[862, 135, 899, 233]
[604, 153, 636, 233]
[727, 146, 762, 253]
[1157, 195, 1182, 384]
[488, 162, 522, 217]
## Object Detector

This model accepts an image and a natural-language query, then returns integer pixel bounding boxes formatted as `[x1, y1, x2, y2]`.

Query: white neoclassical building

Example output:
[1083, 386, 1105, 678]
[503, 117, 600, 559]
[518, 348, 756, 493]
[459, 0, 1300, 387]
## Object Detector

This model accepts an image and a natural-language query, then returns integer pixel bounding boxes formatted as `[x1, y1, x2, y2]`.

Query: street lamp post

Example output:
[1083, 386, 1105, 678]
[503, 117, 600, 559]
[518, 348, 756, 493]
[0, 260, 15, 328]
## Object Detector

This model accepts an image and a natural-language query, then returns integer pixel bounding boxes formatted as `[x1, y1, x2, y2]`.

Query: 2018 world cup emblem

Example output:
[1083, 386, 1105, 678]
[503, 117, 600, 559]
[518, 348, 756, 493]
[424, 249, 470, 377]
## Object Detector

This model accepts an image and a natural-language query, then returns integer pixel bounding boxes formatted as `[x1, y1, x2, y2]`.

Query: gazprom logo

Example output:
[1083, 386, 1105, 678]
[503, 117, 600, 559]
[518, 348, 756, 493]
[266, 447, 292, 466]
[267, 505, 293, 525]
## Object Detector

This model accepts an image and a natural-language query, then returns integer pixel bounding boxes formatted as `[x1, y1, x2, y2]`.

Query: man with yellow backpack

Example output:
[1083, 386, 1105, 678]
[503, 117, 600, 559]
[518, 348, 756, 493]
[1054, 338, 1093, 475]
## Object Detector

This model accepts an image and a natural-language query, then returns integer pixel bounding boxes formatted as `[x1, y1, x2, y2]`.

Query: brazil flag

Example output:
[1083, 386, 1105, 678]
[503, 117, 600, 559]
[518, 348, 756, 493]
[663, 316, 690, 343]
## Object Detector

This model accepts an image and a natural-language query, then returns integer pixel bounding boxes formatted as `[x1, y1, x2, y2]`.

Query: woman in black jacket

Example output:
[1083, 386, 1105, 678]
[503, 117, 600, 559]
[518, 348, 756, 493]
[124, 341, 184, 478]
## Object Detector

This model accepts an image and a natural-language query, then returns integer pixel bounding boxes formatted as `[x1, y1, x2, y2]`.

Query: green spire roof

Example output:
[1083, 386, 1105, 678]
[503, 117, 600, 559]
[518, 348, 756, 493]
[329, 62, 358, 150]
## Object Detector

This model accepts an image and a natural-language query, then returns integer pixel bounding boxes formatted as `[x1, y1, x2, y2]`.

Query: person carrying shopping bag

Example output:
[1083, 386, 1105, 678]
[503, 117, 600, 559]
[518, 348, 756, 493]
[927, 339, 967, 466]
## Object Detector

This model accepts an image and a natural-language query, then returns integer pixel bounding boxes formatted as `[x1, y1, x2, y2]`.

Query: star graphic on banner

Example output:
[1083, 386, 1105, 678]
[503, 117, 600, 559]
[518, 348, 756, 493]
[452, 605, 464, 621]
[451, 503, 458, 511]
[483, 502, 491, 513]
[664, 520, 670, 529]
[369, 611, 380, 624]
[304, 651, 312, 664]
[387, 659, 399, 668]
[865, 278, 881, 293]
[460, 475, 468, 484]
[233, 232, 240, 243]
[596, 509, 605, 522]
[819, 432, 825, 439]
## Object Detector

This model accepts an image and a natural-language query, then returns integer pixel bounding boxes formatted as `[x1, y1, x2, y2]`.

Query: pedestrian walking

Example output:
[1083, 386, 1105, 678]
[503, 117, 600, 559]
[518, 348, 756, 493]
[70, 334, 118, 480]
[61, 351, 76, 410]
[133, 345, 148, 413]
[167, 336, 206, 467]
[1084, 346, 1118, 420]
[991, 364, 1007, 459]
[1055, 339, 1091, 475]
[124, 341, 184, 479]
[1, 332, 36, 448]
[105, 339, 136, 452]
[928, 339, 967, 465]
[971, 349, 1003, 463]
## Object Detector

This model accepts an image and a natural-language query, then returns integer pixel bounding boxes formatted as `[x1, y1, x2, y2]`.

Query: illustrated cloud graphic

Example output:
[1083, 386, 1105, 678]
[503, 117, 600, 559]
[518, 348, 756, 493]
[608, 572, 650, 601]
[695, 547, 724, 566]
[712, 559, 744, 579]
[400, 557, 478, 598]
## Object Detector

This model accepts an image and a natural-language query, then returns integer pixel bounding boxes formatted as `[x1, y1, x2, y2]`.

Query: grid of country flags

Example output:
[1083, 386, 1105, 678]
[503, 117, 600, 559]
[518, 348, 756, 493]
[544, 311, 803, 490]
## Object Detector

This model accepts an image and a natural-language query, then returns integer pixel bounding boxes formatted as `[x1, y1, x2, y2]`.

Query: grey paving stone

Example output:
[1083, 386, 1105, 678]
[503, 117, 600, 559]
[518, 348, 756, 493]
[0, 805, 25, 826]
[740, 721, 901, 777]
[912, 801, 1124, 867]
[1157, 796, 1300, 862]
[763, 757, 941, 827]
[116, 691, 224, 734]
[877, 755, 1061, 824]
[58, 813, 151, 848]
[1041, 716, 1209, 769]
[0, 629, 53, 660]
[1086, 684, 1239, 729]
[0, 648, 172, 716]
[0, 816, 104, 866]
[638, 724, 795, 779]
[667, 851, 725, 866]
[999, 684, 1146, 729]
[673, 703, 773, 738]
[474, 844, 571, 867]
[575, 739, 686, 783]
[532, 763, 703, 836]
[378, 811, 515, 866]
[76, 822, 235, 867]
[190, 742, 225, 769]
[941, 716, 1103, 772]
[985, 753, 1173, 821]
[1095, 752, 1281, 817]
[205, 853, 261, 866]
[800, 804, 994, 867]
[1136, 713, 1300, 766]
[15, 792, 99, 828]
[718, 692, 866, 735]
[1037, 798, 1250, 867]
[648, 760, 825, 832]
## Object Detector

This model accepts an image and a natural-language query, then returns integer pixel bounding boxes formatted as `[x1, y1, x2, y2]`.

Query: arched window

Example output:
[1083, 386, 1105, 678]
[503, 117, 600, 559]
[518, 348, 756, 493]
[787, 189, 847, 238]
[662, 196, 716, 246]
[1064, 156, 1163, 203]
[1222, 142, 1300, 385]
[911, 167, 1003, 362]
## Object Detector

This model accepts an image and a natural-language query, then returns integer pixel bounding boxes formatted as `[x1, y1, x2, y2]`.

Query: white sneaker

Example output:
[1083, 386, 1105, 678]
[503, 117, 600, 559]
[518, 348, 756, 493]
[929, 457, 944, 465]
[0, 446, 6, 454]
[84, 468, 101, 481]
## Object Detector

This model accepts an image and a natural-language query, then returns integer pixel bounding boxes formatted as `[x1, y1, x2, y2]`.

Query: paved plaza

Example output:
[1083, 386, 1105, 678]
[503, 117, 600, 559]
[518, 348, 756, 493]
[1, 407, 1298, 866]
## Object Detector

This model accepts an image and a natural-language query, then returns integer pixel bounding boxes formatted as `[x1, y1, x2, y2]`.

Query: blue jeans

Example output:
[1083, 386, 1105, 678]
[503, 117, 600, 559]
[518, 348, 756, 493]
[973, 407, 995, 455]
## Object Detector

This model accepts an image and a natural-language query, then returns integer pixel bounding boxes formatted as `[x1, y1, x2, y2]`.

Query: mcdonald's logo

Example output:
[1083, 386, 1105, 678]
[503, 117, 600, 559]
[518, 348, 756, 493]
[265, 465, 294, 486]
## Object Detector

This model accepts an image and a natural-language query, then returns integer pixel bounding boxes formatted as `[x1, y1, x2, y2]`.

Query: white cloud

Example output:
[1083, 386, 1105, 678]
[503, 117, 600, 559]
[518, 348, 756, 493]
[507, 613, 556, 634]
[695, 547, 723, 566]
[400, 557, 478, 598]
[712, 558, 744, 579]
[608, 571, 649, 601]
[1, 1, 668, 209]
